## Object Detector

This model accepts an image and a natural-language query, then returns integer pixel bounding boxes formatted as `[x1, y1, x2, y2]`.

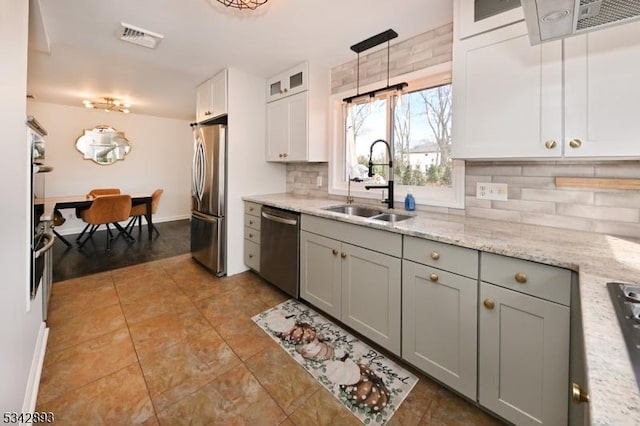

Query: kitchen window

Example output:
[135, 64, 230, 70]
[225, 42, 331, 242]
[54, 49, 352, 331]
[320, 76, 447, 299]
[330, 65, 465, 209]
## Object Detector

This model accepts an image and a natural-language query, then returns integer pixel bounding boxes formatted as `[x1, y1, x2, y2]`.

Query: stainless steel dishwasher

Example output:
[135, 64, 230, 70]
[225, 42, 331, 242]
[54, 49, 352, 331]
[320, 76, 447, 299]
[260, 206, 300, 298]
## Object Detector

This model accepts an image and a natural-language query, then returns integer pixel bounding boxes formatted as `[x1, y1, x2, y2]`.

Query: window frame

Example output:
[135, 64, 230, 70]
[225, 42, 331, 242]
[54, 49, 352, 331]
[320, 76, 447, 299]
[328, 62, 465, 209]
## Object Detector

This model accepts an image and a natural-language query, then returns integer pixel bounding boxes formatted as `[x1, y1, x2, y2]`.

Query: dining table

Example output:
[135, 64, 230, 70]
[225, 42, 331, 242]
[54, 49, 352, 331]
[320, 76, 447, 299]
[42, 193, 155, 240]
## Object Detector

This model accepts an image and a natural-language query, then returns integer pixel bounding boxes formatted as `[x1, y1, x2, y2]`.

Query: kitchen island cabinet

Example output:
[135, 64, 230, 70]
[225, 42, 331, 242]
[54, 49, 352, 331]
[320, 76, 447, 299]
[300, 214, 402, 355]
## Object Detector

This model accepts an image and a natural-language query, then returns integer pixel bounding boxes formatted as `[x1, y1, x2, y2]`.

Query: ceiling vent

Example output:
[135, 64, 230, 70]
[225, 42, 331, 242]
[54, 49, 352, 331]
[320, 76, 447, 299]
[119, 23, 164, 49]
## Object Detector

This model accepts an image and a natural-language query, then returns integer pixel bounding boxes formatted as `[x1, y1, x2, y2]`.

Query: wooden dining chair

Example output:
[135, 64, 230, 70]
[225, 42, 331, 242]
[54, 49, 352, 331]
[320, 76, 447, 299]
[77, 194, 133, 251]
[125, 189, 163, 236]
[75, 188, 121, 242]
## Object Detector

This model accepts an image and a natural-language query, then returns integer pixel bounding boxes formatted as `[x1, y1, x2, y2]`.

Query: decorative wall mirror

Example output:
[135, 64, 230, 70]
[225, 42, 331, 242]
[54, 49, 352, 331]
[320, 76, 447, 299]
[75, 125, 131, 165]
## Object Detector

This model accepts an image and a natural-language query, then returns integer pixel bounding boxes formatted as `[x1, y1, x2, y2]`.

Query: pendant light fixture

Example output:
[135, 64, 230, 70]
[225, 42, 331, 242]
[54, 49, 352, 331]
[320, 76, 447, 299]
[343, 29, 407, 104]
[216, 0, 268, 10]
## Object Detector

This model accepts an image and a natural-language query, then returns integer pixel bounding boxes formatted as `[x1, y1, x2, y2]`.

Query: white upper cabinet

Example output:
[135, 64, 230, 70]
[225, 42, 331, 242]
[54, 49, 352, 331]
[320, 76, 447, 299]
[452, 4, 640, 160]
[456, 0, 524, 39]
[266, 62, 308, 103]
[196, 69, 228, 123]
[564, 21, 640, 158]
[265, 61, 329, 162]
[452, 22, 563, 159]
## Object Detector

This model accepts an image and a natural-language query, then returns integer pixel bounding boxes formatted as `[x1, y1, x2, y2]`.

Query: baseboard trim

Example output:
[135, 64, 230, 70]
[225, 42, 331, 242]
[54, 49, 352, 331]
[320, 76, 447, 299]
[22, 322, 48, 414]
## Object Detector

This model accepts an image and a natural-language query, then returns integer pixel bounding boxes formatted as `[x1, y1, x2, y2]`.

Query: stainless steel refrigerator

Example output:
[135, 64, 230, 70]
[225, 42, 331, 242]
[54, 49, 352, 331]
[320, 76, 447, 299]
[190, 117, 227, 276]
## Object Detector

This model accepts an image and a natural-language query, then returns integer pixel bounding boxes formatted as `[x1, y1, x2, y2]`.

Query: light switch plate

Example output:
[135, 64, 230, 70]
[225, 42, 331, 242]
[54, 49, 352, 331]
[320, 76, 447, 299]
[476, 182, 508, 200]
[316, 176, 322, 187]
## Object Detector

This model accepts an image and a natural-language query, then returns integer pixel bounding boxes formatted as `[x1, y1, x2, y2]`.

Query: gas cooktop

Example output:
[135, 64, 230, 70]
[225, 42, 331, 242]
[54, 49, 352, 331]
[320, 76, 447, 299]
[607, 282, 640, 390]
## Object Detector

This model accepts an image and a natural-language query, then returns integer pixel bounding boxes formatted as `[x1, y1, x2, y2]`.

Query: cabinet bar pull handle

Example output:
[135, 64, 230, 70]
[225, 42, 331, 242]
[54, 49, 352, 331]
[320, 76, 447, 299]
[332, 249, 338, 256]
[430, 251, 440, 260]
[515, 272, 527, 284]
[483, 299, 495, 310]
[569, 139, 582, 148]
[341, 252, 347, 259]
[544, 140, 557, 149]
[572, 383, 590, 404]
[429, 273, 439, 282]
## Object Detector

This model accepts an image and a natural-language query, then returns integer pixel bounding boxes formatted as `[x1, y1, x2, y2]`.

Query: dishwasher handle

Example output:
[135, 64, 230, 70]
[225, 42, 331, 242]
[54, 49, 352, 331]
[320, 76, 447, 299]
[261, 210, 298, 226]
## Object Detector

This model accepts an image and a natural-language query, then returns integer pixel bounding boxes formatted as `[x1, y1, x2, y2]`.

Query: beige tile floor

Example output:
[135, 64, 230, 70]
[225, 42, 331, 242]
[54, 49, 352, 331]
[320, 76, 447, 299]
[36, 254, 505, 425]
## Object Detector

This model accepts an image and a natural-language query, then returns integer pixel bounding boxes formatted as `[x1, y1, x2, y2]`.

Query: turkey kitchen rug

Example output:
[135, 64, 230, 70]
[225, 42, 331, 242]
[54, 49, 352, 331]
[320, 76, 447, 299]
[252, 299, 418, 425]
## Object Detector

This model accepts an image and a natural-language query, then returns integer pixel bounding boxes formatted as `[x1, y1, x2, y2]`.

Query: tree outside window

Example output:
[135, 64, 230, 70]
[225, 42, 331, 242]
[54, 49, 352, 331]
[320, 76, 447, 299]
[345, 84, 453, 189]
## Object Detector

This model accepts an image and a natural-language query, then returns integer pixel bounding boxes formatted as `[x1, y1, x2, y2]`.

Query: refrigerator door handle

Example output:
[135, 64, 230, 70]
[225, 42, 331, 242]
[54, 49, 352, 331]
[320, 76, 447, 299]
[192, 134, 206, 202]
[192, 210, 219, 222]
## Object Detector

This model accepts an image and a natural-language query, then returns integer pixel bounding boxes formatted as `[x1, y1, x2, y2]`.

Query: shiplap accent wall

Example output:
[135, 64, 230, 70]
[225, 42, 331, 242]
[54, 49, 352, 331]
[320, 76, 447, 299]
[286, 23, 640, 239]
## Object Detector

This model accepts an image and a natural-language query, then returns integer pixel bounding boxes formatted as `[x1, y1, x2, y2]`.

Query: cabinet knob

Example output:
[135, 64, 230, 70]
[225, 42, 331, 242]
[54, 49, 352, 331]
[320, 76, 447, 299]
[341, 252, 347, 259]
[248, 254, 253, 259]
[514, 272, 528, 284]
[205, 111, 211, 116]
[544, 140, 557, 149]
[283, 153, 288, 158]
[249, 220, 254, 226]
[429, 273, 439, 282]
[483, 299, 495, 310]
[279, 154, 283, 158]
[571, 383, 590, 404]
[283, 88, 288, 93]
[249, 207, 254, 212]
[332, 249, 338, 256]
[569, 139, 582, 148]
[430, 251, 440, 260]
[249, 233, 253, 238]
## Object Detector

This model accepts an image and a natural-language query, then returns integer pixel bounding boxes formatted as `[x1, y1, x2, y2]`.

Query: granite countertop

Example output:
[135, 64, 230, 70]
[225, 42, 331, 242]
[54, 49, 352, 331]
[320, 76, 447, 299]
[244, 192, 640, 425]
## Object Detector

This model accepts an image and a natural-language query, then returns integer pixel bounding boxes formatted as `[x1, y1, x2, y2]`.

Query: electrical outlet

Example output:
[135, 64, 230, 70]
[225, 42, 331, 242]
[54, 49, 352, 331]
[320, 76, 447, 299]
[316, 176, 322, 187]
[476, 182, 508, 200]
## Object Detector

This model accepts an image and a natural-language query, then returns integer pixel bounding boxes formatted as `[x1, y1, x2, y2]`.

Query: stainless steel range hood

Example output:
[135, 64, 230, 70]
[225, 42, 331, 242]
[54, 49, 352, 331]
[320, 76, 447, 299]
[522, 0, 640, 45]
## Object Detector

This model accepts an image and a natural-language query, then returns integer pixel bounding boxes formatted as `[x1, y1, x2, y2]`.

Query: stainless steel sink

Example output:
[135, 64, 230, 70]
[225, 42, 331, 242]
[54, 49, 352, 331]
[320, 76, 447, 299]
[323, 205, 384, 217]
[369, 213, 413, 223]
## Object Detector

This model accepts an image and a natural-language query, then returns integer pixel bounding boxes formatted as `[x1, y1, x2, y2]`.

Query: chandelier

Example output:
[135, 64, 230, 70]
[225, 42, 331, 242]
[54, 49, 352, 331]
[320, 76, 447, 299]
[216, 0, 268, 10]
[82, 97, 131, 114]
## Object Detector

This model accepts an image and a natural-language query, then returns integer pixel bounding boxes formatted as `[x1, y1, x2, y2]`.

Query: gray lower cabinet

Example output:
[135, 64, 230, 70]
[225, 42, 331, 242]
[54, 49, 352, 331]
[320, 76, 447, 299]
[299, 230, 341, 318]
[244, 202, 261, 271]
[299, 215, 402, 355]
[402, 260, 478, 400]
[479, 253, 571, 426]
[341, 243, 401, 355]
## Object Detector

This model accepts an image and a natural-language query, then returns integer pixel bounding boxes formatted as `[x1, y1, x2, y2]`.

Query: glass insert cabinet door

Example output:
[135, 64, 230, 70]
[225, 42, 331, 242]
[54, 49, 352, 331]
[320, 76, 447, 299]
[457, 0, 524, 39]
[75, 125, 131, 165]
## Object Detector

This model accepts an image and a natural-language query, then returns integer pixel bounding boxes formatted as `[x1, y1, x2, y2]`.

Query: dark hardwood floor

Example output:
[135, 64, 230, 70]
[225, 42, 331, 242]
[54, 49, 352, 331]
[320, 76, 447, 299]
[52, 219, 191, 282]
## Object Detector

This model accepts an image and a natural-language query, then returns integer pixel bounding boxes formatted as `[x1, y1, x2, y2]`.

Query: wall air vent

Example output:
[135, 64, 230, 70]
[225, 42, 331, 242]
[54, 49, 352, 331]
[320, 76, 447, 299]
[119, 23, 164, 49]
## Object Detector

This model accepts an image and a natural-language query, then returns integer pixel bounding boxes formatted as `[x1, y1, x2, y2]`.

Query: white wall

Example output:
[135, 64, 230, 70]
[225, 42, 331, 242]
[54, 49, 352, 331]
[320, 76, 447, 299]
[0, 0, 47, 412]
[26, 102, 193, 233]
[227, 67, 286, 275]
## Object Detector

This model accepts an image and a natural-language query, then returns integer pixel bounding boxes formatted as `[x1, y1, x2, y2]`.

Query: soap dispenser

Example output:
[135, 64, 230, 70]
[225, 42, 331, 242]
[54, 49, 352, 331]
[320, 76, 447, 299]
[404, 193, 415, 211]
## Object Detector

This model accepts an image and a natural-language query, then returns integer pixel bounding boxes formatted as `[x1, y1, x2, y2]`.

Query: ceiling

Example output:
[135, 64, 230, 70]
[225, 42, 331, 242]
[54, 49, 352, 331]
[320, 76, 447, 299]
[27, 0, 452, 120]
